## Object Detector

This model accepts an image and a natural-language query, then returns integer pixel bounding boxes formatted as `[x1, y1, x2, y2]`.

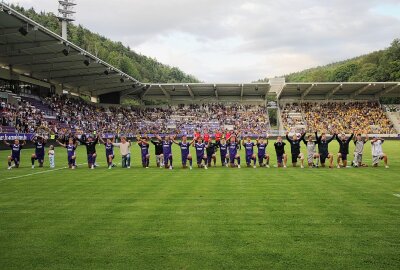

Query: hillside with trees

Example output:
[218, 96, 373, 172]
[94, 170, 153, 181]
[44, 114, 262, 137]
[10, 5, 200, 84]
[259, 39, 400, 83]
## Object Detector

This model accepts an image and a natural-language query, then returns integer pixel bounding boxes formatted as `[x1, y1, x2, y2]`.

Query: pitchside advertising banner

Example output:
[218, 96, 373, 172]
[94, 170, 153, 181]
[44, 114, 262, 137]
[0, 133, 36, 141]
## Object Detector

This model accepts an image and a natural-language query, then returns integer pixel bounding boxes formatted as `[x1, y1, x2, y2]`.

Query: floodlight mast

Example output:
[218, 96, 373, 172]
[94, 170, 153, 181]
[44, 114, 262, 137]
[57, 0, 76, 40]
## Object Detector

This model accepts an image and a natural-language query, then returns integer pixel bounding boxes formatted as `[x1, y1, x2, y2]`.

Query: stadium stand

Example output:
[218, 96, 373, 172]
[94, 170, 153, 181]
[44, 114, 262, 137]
[2, 94, 271, 136]
[280, 101, 397, 134]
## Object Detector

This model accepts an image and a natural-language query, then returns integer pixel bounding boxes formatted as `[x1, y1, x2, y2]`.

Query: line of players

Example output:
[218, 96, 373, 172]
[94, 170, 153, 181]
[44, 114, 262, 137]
[3, 130, 389, 170]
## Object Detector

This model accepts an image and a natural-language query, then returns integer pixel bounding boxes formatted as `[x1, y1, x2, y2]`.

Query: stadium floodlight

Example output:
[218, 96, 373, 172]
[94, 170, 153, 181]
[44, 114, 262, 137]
[18, 26, 28, 36]
[83, 59, 90, 66]
[62, 47, 70, 56]
[57, 0, 76, 40]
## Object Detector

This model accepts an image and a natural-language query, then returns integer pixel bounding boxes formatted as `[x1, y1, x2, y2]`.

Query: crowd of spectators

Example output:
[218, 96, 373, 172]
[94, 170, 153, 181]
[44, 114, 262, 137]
[6, 95, 270, 136]
[2, 95, 396, 136]
[281, 101, 396, 134]
[0, 100, 49, 133]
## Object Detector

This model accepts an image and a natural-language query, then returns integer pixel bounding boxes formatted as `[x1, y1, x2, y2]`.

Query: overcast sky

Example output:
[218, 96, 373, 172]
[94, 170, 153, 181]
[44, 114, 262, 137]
[7, 0, 400, 82]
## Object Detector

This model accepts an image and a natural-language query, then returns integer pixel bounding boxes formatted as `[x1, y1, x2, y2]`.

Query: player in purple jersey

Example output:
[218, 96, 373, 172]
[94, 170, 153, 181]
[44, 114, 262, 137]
[31, 136, 47, 168]
[172, 135, 194, 169]
[56, 138, 78, 169]
[242, 136, 257, 168]
[256, 136, 270, 168]
[156, 135, 174, 169]
[4, 139, 26, 169]
[99, 136, 115, 169]
[227, 135, 241, 168]
[216, 137, 229, 167]
[137, 136, 150, 168]
[193, 136, 208, 169]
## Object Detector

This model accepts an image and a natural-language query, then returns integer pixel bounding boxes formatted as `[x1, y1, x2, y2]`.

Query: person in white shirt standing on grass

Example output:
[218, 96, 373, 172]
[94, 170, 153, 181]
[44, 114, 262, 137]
[48, 145, 55, 168]
[113, 136, 132, 168]
[371, 136, 389, 168]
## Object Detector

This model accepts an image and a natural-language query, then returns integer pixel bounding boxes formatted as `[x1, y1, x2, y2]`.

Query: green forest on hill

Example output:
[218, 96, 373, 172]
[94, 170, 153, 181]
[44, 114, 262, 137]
[259, 39, 400, 83]
[259, 39, 400, 103]
[10, 5, 200, 84]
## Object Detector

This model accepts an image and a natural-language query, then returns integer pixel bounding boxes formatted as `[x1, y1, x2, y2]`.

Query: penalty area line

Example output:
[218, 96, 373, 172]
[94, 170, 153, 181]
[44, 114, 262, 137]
[0, 163, 87, 182]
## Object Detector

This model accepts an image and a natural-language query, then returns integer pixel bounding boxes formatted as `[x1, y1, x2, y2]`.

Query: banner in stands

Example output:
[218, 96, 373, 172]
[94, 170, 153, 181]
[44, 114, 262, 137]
[0, 133, 36, 141]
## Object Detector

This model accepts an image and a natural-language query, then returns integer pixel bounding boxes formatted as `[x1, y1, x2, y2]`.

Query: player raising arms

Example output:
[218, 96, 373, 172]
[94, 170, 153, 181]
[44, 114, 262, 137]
[301, 133, 320, 168]
[99, 136, 115, 169]
[76, 134, 99, 169]
[31, 135, 47, 168]
[352, 132, 368, 167]
[336, 132, 354, 168]
[315, 131, 336, 168]
[227, 135, 241, 168]
[256, 136, 270, 168]
[273, 136, 287, 168]
[286, 131, 306, 168]
[137, 135, 150, 168]
[216, 137, 229, 167]
[172, 135, 194, 169]
[4, 139, 26, 169]
[156, 135, 174, 169]
[206, 139, 218, 167]
[193, 136, 208, 169]
[371, 136, 389, 168]
[56, 138, 77, 169]
[242, 136, 257, 168]
[113, 136, 132, 169]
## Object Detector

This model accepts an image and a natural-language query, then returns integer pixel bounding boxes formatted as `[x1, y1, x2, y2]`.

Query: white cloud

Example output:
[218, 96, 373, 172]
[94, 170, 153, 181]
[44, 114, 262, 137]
[6, 0, 400, 82]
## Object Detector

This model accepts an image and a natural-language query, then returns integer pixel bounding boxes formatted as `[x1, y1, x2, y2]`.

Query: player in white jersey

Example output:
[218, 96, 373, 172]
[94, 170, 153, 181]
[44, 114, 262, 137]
[370, 136, 389, 168]
[352, 132, 368, 167]
[301, 133, 320, 168]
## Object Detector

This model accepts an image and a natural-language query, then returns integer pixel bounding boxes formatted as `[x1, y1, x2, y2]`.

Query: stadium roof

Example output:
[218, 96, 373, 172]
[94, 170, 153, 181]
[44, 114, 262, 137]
[139, 83, 271, 102]
[277, 82, 400, 100]
[0, 3, 142, 96]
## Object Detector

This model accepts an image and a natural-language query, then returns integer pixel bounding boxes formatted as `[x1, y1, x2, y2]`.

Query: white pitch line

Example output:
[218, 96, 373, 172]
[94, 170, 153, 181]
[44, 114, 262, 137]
[393, 194, 400, 198]
[0, 163, 87, 182]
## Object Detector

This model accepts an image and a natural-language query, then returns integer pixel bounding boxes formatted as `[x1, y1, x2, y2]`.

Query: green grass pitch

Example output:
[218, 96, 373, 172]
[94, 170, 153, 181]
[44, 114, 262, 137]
[0, 140, 399, 269]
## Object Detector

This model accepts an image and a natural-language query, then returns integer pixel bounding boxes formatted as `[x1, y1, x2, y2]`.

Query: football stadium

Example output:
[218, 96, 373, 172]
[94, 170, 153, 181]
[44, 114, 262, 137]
[0, 1, 399, 269]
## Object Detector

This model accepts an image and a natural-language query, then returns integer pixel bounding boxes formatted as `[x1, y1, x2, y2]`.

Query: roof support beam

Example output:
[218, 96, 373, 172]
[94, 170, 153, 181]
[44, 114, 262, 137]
[214, 84, 218, 100]
[140, 86, 152, 99]
[240, 84, 244, 100]
[301, 84, 315, 99]
[0, 52, 81, 65]
[50, 72, 113, 81]
[350, 84, 371, 99]
[16, 60, 89, 71]
[34, 66, 106, 78]
[94, 87, 132, 96]
[0, 40, 60, 52]
[64, 77, 127, 87]
[375, 84, 399, 98]
[121, 85, 145, 97]
[325, 84, 342, 99]
[159, 85, 171, 99]
[186, 84, 194, 99]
